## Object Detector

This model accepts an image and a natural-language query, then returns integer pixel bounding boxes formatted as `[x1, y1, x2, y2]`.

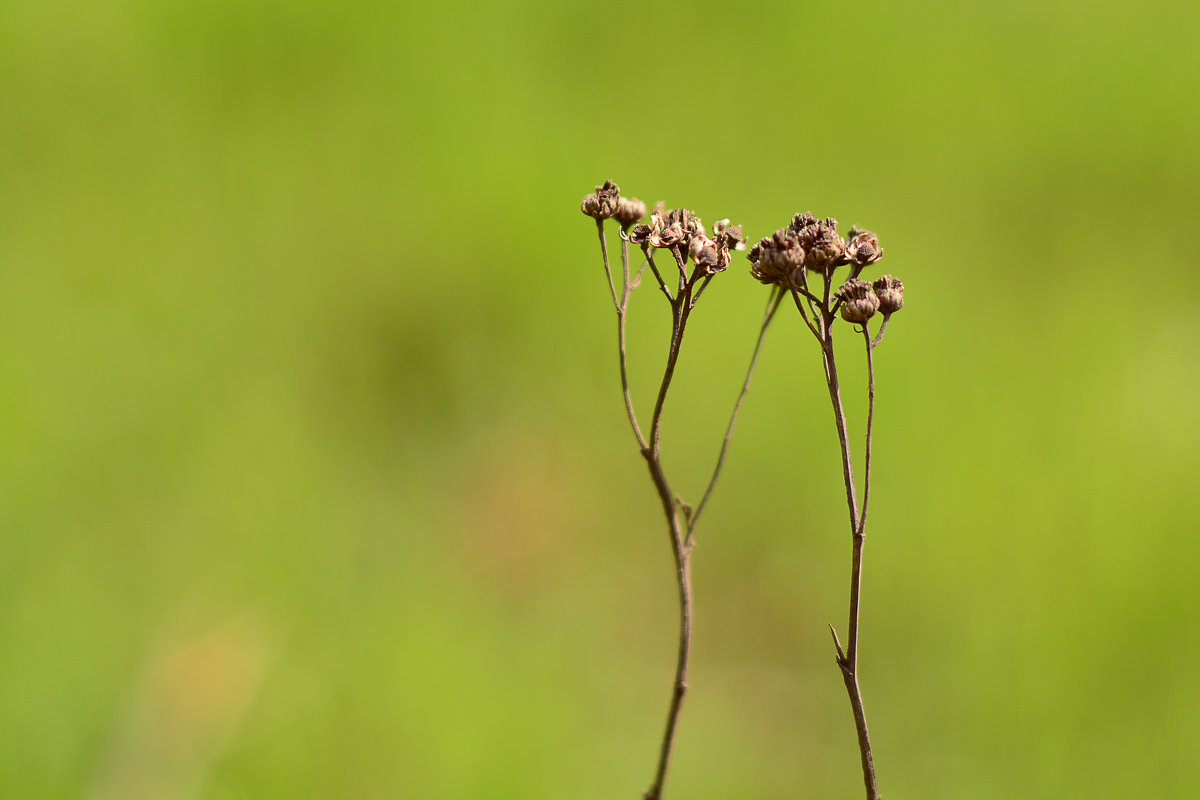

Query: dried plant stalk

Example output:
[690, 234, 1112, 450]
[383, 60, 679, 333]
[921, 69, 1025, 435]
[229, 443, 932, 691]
[582, 181, 778, 799]
[749, 214, 904, 800]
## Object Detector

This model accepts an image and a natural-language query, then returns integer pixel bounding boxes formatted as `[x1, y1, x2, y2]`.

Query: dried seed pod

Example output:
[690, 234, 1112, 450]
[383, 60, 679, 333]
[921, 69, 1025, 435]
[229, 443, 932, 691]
[784, 213, 848, 273]
[711, 219, 745, 270]
[628, 224, 653, 244]
[688, 234, 720, 271]
[800, 222, 847, 273]
[713, 219, 745, 252]
[789, 211, 819, 233]
[748, 229, 805, 285]
[835, 278, 880, 323]
[664, 208, 705, 244]
[580, 179, 621, 219]
[873, 274, 904, 314]
[654, 221, 685, 249]
[614, 196, 646, 230]
[845, 227, 884, 267]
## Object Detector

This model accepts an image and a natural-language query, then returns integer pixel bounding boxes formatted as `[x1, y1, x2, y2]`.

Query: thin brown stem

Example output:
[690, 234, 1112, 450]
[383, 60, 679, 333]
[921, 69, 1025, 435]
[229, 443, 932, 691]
[632, 253, 650, 287]
[835, 655, 879, 800]
[689, 288, 783, 536]
[821, 330, 860, 535]
[596, 218, 619, 311]
[820, 323, 880, 800]
[643, 504, 691, 800]
[648, 297, 689, 457]
[789, 285, 827, 348]
[848, 327, 875, 664]
[643, 246, 675, 303]
[689, 273, 714, 309]
[640, 296, 694, 800]
[857, 326, 876, 541]
[870, 314, 891, 349]
[615, 238, 648, 450]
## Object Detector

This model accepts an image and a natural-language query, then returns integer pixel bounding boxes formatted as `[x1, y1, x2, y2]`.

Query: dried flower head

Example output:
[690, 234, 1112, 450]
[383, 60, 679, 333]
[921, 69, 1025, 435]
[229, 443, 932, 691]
[664, 207, 705, 243]
[873, 274, 904, 315]
[748, 229, 805, 285]
[628, 205, 705, 251]
[711, 219, 745, 271]
[688, 234, 720, 272]
[790, 211, 819, 231]
[627, 224, 652, 244]
[835, 279, 879, 323]
[581, 179, 621, 220]
[788, 213, 846, 273]
[845, 227, 883, 267]
[614, 196, 646, 230]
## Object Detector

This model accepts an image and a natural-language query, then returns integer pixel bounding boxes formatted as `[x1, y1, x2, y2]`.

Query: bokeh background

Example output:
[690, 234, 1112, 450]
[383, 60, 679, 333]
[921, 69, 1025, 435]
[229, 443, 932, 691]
[2, 0, 1198, 798]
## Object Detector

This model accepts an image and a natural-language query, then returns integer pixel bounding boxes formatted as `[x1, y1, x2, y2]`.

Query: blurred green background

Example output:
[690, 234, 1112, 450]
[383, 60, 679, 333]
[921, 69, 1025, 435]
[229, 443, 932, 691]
[2, 0, 1198, 798]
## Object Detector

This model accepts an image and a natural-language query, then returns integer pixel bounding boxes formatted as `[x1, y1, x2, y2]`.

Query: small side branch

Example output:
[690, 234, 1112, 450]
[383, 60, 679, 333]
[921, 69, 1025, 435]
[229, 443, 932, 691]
[789, 285, 828, 350]
[689, 287, 783, 535]
[643, 246, 675, 303]
[833, 649, 880, 800]
[596, 218, 619, 311]
[870, 314, 891, 349]
[616, 237, 648, 450]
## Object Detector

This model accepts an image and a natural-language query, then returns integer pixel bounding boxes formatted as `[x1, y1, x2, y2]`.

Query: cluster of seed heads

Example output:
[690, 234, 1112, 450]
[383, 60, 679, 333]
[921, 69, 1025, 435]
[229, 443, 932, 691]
[581, 180, 745, 275]
[834, 275, 905, 323]
[747, 212, 904, 325]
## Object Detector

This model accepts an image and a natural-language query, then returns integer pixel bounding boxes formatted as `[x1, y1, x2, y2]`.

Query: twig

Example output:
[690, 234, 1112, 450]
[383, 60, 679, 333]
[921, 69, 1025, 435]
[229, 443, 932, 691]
[818, 320, 880, 800]
[789, 285, 827, 348]
[689, 273, 714, 309]
[640, 290, 694, 800]
[596, 218, 619, 311]
[616, 237, 648, 450]
[869, 314, 891, 349]
[632, 253, 649, 287]
[846, 327, 876, 666]
[643, 246, 675, 303]
[689, 287, 784, 536]
[820, 327, 860, 536]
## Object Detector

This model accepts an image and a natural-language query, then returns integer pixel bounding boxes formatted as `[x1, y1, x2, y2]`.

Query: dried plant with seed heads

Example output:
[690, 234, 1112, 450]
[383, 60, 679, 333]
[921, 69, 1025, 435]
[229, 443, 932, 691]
[580, 179, 781, 800]
[747, 211, 906, 800]
[581, 182, 909, 799]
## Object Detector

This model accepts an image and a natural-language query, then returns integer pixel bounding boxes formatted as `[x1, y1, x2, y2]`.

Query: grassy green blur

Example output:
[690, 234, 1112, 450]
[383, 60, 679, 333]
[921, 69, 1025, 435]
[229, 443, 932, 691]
[2, 0, 1198, 797]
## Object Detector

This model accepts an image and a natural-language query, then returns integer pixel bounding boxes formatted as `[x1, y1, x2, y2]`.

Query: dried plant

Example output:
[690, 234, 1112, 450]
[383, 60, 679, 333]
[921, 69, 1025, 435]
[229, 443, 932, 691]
[581, 181, 907, 799]
[581, 180, 780, 800]
[747, 212, 905, 800]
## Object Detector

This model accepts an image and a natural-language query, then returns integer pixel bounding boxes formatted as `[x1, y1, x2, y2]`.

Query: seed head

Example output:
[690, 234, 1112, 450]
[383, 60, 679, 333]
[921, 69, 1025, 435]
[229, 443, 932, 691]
[748, 229, 805, 285]
[614, 196, 646, 230]
[688, 234, 721, 272]
[628, 209, 679, 249]
[580, 179, 621, 220]
[872, 274, 904, 315]
[835, 279, 879, 323]
[713, 219, 744, 250]
[711, 219, 745, 271]
[801, 225, 846, 273]
[789, 211, 819, 232]
[845, 227, 883, 267]
[787, 212, 847, 274]
[664, 207, 705, 243]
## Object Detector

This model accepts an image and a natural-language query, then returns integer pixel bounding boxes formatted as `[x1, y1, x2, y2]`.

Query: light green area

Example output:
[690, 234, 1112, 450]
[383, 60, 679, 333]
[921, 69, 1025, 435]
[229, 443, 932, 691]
[1, 1, 1198, 797]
